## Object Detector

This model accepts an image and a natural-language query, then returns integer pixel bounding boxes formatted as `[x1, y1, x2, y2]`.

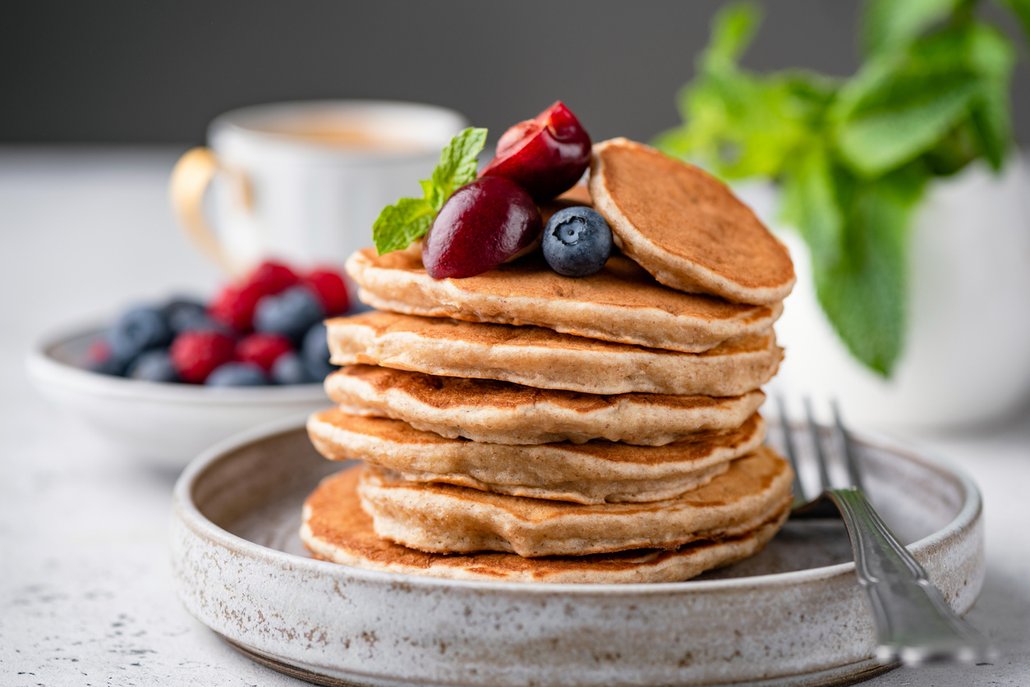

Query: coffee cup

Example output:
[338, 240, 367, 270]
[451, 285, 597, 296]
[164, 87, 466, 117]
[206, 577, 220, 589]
[169, 100, 467, 274]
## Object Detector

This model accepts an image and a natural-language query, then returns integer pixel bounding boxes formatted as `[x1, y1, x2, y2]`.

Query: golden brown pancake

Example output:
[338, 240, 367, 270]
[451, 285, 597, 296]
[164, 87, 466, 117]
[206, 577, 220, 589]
[307, 408, 766, 504]
[589, 139, 795, 305]
[358, 447, 793, 557]
[327, 312, 782, 396]
[324, 365, 766, 446]
[346, 248, 780, 353]
[301, 467, 789, 583]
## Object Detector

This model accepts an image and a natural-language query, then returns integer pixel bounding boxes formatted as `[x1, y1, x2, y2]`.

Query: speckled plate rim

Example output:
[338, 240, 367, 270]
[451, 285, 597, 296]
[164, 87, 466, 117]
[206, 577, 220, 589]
[27, 320, 325, 406]
[172, 415, 982, 596]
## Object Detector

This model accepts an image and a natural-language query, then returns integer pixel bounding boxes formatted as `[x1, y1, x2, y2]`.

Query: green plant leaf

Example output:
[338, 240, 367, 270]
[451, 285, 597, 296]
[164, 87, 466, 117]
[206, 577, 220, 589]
[372, 197, 436, 255]
[965, 23, 1016, 169]
[862, 0, 963, 57]
[425, 127, 488, 210]
[997, 0, 1030, 44]
[780, 142, 844, 266]
[832, 61, 979, 177]
[702, 2, 761, 68]
[813, 167, 926, 376]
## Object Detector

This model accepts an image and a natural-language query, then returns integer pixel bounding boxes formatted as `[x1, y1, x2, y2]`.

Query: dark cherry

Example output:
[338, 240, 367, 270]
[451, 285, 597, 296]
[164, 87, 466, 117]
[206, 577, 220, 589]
[480, 101, 591, 201]
[422, 177, 542, 279]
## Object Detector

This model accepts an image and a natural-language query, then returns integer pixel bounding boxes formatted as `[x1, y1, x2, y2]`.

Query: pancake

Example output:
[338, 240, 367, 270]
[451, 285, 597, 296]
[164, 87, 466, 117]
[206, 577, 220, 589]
[589, 138, 795, 305]
[307, 408, 766, 504]
[327, 312, 782, 396]
[324, 365, 766, 446]
[346, 248, 781, 353]
[301, 467, 789, 583]
[358, 447, 793, 557]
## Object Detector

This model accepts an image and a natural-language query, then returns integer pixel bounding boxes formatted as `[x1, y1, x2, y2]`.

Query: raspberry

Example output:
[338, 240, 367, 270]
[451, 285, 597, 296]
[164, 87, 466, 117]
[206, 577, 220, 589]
[170, 331, 235, 384]
[246, 260, 299, 297]
[87, 339, 112, 364]
[303, 269, 350, 315]
[209, 283, 263, 332]
[235, 333, 293, 373]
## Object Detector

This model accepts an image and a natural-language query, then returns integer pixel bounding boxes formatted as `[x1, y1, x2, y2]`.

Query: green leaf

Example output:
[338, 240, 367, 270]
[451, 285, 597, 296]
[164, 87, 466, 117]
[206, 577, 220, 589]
[424, 127, 487, 210]
[371, 126, 487, 255]
[372, 197, 436, 255]
[862, 0, 962, 57]
[965, 24, 1016, 170]
[702, 2, 760, 68]
[832, 60, 979, 177]
[813, 167, 926, 376]
[780, 142, 844, 266]
[997, 0, 1030, 44]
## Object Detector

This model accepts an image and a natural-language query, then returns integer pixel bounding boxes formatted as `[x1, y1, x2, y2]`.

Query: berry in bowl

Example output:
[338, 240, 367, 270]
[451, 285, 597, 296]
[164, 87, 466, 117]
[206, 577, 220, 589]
[27, 260, 352, 469]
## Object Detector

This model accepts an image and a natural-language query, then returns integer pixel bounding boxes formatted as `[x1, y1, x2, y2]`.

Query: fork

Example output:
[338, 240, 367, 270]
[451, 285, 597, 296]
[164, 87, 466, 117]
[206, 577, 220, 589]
[775, 397, 996, 665]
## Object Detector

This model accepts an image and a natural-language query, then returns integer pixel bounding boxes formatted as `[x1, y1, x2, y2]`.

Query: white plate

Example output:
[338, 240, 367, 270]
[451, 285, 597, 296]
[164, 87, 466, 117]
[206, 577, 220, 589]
[26, 323, 328, 470]
[170, 419, 985, 686]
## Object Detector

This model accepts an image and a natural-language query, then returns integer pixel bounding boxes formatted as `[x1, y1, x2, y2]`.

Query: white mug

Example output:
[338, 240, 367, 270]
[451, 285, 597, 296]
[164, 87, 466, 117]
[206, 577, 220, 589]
[169, 100, 467, 275]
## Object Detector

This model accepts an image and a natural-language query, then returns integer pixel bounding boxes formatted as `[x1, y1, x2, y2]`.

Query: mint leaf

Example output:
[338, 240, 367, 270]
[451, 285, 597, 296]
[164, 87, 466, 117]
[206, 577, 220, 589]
[372, 197, 436, 255]
[814, 167, 925, 376]
[832, 61, 979, 177]
[965, 24, 1016, 170]
[372, 127, 487, 255]
[425, 127, 487, 210]
[781, 142, 844, 267]
[997, 0, 1030, 44]
[702, 2, 760, 68]
[862, 0, 961, 57]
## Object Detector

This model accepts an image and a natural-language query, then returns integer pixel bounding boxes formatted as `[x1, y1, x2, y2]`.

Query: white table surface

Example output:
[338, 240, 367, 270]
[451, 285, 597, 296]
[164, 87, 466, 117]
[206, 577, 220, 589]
[1, 147, 1028, 687]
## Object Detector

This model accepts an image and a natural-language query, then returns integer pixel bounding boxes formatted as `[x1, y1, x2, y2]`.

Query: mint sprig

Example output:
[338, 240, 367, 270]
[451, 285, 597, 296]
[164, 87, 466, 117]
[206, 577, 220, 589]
[655, 1, 1027, 377]
[373, 127, 487, 255]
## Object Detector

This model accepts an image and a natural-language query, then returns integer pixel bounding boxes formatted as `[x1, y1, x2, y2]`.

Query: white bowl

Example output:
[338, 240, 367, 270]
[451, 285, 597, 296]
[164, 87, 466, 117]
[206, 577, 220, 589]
[26, 322, 328, 470]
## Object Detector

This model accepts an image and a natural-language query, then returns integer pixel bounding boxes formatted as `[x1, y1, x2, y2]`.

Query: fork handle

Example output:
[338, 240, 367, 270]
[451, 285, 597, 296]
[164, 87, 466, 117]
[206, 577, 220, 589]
[827, 488, 995, 665]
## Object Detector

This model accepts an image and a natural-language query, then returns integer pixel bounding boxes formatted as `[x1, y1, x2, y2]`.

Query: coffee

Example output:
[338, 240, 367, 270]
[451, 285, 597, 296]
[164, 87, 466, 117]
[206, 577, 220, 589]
[256, 116, 429, 151]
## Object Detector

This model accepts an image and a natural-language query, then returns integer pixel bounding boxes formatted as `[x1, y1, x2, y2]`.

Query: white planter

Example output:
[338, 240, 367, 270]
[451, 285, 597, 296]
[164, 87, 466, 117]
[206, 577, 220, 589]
[737, 157, 1030, 429]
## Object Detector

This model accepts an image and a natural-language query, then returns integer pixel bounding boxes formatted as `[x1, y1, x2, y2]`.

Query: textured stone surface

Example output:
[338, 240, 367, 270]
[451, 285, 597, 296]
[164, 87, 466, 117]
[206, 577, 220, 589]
[2, 150, 1029, 686]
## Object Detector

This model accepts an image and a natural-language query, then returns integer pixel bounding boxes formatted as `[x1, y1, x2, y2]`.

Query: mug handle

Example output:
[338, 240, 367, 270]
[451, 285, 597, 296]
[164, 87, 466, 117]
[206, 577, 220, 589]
[169, 147, 250, 276]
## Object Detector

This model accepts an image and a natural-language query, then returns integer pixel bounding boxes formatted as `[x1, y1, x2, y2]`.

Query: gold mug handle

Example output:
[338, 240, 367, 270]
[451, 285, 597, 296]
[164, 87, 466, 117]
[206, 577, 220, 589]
[169, 147, 252, 276]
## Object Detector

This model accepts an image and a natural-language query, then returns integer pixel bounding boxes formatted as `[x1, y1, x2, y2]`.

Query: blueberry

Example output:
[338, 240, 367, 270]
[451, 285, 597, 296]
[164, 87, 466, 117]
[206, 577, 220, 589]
[88, 349, 131, 377]
[270, 352, 314, 385]
[254, 286, 325, 342]
[128, 350, 180, 383]
[302, 322, 334, 381]
[542, 206, 613, 277]
[205, 362, 268, 387]
[170, 308, 232, 336]
[162, 297, 215, 335]
[109, 306, 172, 360]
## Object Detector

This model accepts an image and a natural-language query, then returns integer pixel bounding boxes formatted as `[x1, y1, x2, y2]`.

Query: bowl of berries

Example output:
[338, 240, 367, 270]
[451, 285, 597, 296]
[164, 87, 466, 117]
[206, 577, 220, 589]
[27, 261, 354, 469]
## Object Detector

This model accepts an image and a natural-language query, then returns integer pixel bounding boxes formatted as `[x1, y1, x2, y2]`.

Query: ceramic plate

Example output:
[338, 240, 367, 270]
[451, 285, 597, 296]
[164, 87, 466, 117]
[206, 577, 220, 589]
[171, 418, 984, 687]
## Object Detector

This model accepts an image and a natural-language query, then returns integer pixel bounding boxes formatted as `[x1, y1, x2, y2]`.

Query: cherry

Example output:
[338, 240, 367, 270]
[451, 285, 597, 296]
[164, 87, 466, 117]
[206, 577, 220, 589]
[422, 177, 542, 279]
[480, 101, 591, 201]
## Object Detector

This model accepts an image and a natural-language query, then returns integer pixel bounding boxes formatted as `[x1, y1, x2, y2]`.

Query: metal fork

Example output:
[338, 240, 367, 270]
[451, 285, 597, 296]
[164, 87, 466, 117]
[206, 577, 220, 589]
[775, 397, 996, 665]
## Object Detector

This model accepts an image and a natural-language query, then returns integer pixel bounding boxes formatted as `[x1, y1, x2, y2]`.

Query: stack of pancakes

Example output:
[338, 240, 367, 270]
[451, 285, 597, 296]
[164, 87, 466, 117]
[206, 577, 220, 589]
[302, 138, 797, 583]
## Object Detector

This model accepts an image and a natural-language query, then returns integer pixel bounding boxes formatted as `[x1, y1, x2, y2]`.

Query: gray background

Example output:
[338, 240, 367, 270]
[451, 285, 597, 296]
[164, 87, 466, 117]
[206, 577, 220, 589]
[3, 0, 1027, 144]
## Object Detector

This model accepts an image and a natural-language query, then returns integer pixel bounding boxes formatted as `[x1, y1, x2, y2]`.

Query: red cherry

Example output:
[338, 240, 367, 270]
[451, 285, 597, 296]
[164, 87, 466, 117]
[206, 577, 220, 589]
[422, 177, 542, 279]
[480, 101, 591, 201]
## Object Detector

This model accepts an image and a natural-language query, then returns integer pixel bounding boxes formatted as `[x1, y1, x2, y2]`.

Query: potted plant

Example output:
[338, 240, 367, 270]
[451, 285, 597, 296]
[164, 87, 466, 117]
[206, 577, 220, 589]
[656, 1, 1030, 428]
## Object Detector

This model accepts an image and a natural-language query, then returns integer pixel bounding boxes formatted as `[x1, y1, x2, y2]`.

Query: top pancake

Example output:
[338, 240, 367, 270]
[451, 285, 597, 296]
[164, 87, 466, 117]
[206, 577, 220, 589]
[589, 139, 795, 305]
[347, 248, 780, 353]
